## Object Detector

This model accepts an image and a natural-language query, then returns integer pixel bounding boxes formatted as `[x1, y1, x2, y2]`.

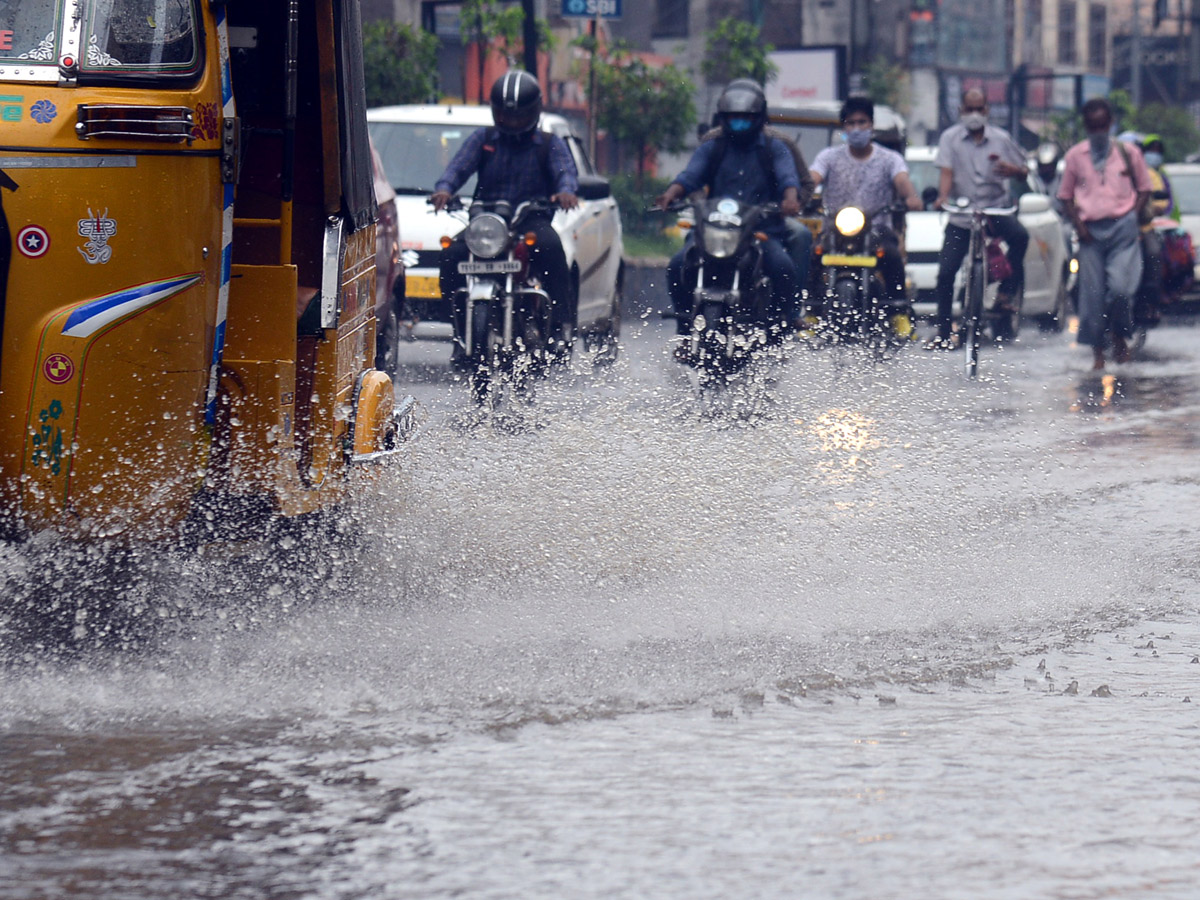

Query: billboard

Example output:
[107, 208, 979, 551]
[765, 47, 845, 106]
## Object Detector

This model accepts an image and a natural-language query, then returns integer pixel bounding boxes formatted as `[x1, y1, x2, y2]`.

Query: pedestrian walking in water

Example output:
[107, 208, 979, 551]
[1057, 98, 1151, 369]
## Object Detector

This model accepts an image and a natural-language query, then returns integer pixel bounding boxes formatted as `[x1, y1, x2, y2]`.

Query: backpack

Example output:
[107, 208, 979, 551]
[701, 134, 780, 200]
[475, 127, 555, 200]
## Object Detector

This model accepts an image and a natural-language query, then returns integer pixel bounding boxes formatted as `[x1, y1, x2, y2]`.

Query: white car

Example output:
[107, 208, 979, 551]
[1160, 163, 1200, 288]
[904, 145, 1070, 330]
[366, 105, 624, 353]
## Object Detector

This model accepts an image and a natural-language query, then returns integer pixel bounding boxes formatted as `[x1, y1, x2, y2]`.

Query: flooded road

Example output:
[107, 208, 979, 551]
[4, 312, 1200, 898]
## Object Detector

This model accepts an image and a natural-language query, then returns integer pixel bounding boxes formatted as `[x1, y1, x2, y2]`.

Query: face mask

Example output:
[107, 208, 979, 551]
[1088, 131, 1110, 156]
[845, 127, 873, 149]
[961, 111, 987, 132]
[727, 117, 753, 134]
[1144, 151, 1164, 168]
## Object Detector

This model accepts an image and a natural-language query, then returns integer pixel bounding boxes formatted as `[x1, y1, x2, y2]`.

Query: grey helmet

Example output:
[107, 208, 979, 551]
[716, 79, 767, 145]
[491, 70, 542, 137]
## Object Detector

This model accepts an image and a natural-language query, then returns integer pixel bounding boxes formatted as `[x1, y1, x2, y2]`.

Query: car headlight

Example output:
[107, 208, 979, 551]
[702, 225, 740, 258]
[464, 213, 510, 258]
[835, 207, 866, 237]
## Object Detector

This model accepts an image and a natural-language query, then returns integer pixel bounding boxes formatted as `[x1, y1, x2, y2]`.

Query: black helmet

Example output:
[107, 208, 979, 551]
[490, 70, 542, 137]
[717, 79, 767, 144]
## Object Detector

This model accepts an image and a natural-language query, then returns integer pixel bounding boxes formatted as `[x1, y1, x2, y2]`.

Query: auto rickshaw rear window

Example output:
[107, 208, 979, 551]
[81, 0, 201, 78]
[0, 0, 62, 64]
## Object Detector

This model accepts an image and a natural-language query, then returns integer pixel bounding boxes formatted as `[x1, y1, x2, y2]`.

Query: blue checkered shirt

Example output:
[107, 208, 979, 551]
[434, 128, 579, 204]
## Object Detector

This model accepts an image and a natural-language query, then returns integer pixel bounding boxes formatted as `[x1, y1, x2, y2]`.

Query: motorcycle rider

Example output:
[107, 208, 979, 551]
[695, 81, 817, 304]
[429, 71, 579, 367]
[808, 96, 923, 322]
[926, 88, 1030, 350]
[1135, 134, 1174, 326]
[656, 79, 803, 345]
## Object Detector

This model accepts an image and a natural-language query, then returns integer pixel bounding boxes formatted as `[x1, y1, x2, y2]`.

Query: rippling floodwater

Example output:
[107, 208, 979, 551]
[3, 316, 1200, 898]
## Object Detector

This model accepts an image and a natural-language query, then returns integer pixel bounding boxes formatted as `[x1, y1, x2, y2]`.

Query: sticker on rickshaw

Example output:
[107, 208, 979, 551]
[31, 400, 65, 476]
[17, 225, 50, 258]
[78, 209, 117, 264]
[43, 354, 74, 384]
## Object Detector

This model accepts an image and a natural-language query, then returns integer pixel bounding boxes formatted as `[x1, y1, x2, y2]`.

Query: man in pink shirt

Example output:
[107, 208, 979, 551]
[1058, 98, 1151, 369]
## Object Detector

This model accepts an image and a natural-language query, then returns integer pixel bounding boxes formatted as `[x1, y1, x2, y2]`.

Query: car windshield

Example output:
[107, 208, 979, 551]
[906, 158, 940, 198]
[368, 120, 479, 196]
[0, 0, 60, 63]
[1168, 171, 1200, 215]
[81, 0, 200, 77]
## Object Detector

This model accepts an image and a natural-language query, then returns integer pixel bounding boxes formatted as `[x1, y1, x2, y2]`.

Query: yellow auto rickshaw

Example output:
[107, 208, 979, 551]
[0, 0, 417, 541]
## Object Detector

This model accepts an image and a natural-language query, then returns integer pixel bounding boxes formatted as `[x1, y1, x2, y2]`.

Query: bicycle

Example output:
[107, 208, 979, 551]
[943, 199, 1017, 379]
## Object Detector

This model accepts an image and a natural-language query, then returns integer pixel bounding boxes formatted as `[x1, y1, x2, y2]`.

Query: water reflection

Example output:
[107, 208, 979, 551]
[807, 408, 881, 485]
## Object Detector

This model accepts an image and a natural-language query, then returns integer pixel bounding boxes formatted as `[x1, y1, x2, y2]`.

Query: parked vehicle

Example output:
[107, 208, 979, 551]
[904, 146, 1070, 331]
[366, 105, 622, 360]
[371, 141, 404, 377]
[667, 197, 788, 382]
[0, 1, 419, 542]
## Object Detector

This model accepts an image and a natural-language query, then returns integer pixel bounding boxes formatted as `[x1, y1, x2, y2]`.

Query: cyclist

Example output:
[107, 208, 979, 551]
[808, 96, 922, 325]
[657, 79, 803, 343]
[429, 71, 579, 367]
[926, 88, 1029, 350]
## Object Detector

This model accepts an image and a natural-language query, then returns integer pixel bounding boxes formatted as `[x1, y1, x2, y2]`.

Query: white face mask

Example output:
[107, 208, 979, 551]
[961, 111, 987, 132]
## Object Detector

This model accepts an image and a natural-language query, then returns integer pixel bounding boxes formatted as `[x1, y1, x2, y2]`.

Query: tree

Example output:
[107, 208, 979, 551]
[361, 21, 439, 107]
[862, 56, 910, 115]
[460, 0, 555, 70]
[1131, 103, 1200, 162]
[592, 45, 696, 190]
[700, 18, 777, 86]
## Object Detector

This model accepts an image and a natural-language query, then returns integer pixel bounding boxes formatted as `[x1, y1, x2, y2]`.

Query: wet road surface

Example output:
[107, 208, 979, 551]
[3, 311, 1200, 898]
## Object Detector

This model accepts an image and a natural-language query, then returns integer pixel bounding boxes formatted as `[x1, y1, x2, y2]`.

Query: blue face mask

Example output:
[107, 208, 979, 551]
[845, 127, 873, 149]
[1144, 151, 1164, 168]
[727, 117, 754, 133]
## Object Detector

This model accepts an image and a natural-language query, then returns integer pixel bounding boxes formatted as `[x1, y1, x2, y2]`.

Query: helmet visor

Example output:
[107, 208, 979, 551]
[494, 106, 539, 135]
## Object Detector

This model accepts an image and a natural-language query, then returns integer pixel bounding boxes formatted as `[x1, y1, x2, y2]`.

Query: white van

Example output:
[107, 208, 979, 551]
[366, 105, 624, 348]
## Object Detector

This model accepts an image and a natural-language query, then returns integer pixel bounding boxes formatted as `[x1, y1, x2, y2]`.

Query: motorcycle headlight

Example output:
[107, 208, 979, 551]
[835, 207, 866, 237]
[464, 213, 510, 258]
[702, 225, 741, 259]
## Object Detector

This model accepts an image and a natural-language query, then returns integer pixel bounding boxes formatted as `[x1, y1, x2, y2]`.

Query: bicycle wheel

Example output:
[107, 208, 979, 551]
[964, 259, 985, 379]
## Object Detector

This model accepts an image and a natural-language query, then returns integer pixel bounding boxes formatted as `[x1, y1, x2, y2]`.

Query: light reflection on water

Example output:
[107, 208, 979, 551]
[2, 322, 1200, 898]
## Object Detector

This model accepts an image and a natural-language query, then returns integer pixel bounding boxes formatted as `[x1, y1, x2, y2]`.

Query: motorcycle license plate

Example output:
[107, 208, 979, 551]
[822, 254, 877, 267]
[458, 260, 521, 274]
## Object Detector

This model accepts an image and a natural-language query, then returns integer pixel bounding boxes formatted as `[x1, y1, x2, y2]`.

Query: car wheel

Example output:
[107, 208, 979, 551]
[585, 264, 623, 366]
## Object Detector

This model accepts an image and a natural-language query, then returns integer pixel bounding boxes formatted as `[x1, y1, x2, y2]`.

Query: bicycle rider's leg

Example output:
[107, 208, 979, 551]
[990, 215, 1028, 306]
[933, 223, 971, 341]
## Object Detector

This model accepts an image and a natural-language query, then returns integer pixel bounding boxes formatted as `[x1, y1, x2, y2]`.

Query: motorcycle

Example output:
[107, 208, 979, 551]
[667, 197, 788, 381]
[441, 198, 566, 403]
[808, 202, 915, 350]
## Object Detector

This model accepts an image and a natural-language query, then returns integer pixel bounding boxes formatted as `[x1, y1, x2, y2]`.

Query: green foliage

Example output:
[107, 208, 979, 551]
[862, 56, 909, 115]
[592, 45, 696, 188]
[460, 0, 556, 67]
[361, 21, 439, 107]
[1131, 104, 1200, 162]
[701, 18, 777, 86]
[1108, 89, 1135, 132]
[1041, 92, 1200, 162]
[609, 173, 672, 238]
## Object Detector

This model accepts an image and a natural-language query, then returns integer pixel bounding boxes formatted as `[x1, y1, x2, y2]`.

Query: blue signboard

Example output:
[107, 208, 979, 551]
[561, 0, 622, 18]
